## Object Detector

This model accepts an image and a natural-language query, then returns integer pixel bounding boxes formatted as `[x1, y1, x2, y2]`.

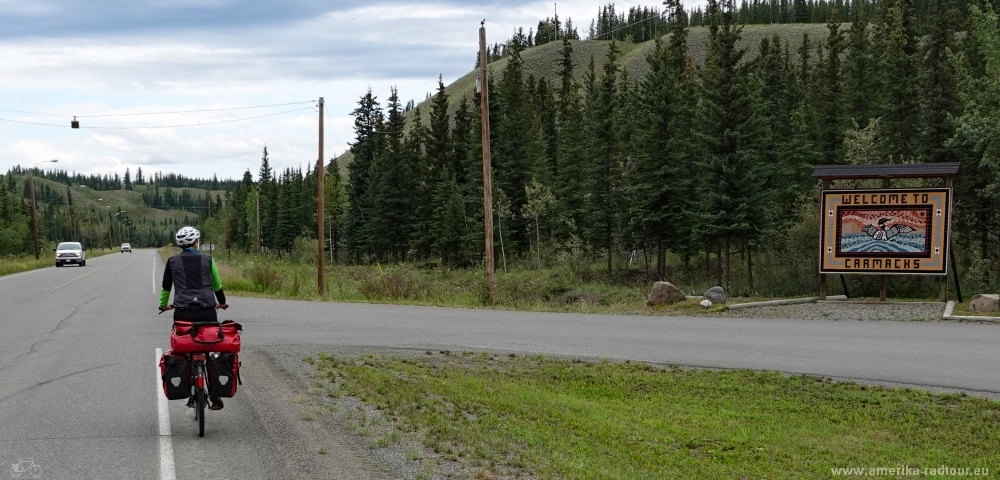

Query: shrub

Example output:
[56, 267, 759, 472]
[245, 259, 283, 291]
[357, 271, 426, 300]
[290, 237, 318, 264]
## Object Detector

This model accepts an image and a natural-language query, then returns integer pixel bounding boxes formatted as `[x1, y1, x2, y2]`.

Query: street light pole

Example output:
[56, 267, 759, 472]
[28, 159, 58, 259]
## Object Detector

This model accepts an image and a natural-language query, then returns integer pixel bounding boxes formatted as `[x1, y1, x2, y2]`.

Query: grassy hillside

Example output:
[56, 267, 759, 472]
[428, 24, 832, 119]
[334, 23, 832, 168]
[29, 176, 217, 240]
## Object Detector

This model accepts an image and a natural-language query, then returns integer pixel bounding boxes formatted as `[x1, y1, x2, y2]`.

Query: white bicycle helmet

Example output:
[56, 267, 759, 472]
[175, 226, 201, 247]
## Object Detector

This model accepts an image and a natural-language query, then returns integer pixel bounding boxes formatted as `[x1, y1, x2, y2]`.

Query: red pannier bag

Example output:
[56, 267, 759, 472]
[208, 353, 241, 398]
[170, 320, 242, 354]
[159, 350, 191, 400]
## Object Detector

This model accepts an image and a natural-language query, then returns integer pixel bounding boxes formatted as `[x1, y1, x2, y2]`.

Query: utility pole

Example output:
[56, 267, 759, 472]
[255, 188, 261, 253]
[86, 208, 94, 250]
[317, 97, 326, 296]
[28, 170, 40, 259]
[555, 3, 558, 41]
[226, 197, 232, 260]
[205, 195, 211, 255]
[64, 189, 73, 241]
[479, 21, 495, 303]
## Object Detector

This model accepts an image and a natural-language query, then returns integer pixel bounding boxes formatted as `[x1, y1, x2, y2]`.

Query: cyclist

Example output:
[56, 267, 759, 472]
[159, 226, 229, 410]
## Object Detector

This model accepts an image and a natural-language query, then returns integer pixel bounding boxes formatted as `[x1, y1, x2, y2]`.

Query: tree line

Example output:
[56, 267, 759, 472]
[9, 166, 236, 192]
[330, 0, 1000, 293]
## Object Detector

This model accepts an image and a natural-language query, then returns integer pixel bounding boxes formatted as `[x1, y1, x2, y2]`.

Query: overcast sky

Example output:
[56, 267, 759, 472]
[0, 0, 673, 181]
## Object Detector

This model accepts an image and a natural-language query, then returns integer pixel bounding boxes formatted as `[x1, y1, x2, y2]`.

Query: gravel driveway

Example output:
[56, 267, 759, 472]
[713, 301, 947, 322]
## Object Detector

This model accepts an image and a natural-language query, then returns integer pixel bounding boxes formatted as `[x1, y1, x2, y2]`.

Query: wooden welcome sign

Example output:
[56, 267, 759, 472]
[812, 163, 962, 302]
[820, 188, 952, 275]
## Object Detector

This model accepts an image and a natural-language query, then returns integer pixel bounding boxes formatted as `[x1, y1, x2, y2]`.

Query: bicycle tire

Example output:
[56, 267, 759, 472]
[197, 386, 206, 437]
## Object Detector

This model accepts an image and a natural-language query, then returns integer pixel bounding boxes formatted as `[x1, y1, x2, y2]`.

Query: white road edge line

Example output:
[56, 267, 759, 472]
[41, 267, 104, 292]
[152, 251, 157, 295]
[0, 269, 45, 282]
[155, 348, 176, 480]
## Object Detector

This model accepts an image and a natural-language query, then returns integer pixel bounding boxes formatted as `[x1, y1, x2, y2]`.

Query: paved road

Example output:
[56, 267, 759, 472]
[239, 293, 1000, 395]
[2, 250, 998, 479]
[0, 251, 299, 480]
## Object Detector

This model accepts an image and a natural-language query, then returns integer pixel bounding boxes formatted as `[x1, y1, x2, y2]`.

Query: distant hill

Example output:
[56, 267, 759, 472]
[334, 23, 834, 168]
[29, 175, 223, 239]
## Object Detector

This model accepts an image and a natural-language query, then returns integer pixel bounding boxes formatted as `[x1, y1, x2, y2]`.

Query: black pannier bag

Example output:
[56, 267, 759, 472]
[159, 351, 191, 400]
[208, 353, 240, 398]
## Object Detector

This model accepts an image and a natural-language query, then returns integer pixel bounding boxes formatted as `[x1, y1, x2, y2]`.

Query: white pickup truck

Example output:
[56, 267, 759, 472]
[55, 242, 86, 267]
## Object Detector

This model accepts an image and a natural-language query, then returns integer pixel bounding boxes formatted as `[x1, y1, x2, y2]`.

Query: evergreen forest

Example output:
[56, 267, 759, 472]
[3, 0, 999, 298]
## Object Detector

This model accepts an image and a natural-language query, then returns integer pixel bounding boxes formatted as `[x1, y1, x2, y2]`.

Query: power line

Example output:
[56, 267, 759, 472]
[0, 118, 66, 127]
[416, 27, 479, 96]
[0, 106, 315, 130]
[323, 107, 341, 148]
[0, 100, 316, 119]
[413, 0, 551, 104]
[487, 0, 538, 20]
[79, 100, 317, 118]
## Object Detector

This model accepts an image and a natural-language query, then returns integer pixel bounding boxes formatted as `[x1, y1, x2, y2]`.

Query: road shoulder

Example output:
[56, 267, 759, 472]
[241, 346, 394, 480]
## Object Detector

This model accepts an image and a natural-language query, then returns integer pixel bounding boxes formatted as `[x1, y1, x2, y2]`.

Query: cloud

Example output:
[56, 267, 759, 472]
[0, 0, 669, 180]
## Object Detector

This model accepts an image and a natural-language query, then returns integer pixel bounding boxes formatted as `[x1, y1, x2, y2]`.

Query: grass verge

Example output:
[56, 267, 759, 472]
[0, 247, 118, 277]
[307, 352, 1000, 479]
[158, 248, 792, 315]
[952, 299, 1000, 318]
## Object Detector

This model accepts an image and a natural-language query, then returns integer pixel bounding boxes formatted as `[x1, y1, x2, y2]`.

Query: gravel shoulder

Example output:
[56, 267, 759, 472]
[247, 345, 478, 480]
[710, 301, 947, 322]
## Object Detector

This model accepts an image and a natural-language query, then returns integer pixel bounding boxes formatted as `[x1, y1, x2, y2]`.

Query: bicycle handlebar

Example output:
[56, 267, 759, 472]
[158, 304, 228, 314]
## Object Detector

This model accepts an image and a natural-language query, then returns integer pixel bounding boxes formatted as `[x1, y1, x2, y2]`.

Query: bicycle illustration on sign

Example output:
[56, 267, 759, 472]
[9, 459, 41, 478]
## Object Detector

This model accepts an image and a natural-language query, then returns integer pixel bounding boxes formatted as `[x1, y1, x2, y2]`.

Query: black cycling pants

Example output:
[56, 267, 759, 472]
[173, 308, 218, 323]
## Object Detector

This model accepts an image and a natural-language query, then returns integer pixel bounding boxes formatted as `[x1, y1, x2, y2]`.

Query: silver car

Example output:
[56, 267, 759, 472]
[55, 242, 86, 267]
[121, 243, 132, 253]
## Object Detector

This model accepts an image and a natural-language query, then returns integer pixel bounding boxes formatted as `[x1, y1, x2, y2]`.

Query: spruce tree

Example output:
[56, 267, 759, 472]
[583, 42, 623, 276]
[492, 40, 535, 253]
[875, 0, 921, 162]
[951, 4, 1000, 286]
[697, 0, 772, 290]
[369, 87, 413, 260]
[634, 0, 701, 278]
[555, 38, 588, 244]
[816, 11, 845, 165]
[430, 170, 467, 264]
[919, 0, 960, 163]
[324, 158, 348, 263]
[844, 0, 876, 128]
[257, 147, 276, 250]
[346, 90, 383, 261]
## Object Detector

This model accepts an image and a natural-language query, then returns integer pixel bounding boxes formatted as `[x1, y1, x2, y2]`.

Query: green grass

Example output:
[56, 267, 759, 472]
[0, 247, 117, 277]
[161, 247, 738, 314]
[308, 352, 1000, 479]
[163, 247, 954, 315]
[952, 299, 1000, 318]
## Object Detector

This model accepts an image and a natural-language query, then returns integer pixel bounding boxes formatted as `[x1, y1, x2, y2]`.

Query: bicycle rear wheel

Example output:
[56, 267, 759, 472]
[196, 387, 206, 437]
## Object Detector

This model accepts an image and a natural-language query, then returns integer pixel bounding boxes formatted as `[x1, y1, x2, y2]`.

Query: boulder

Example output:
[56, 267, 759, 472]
[647, 281, 686, 306]
[970, 294, 1000, 312]
[705, 286, 727, 304]
[700, 299, 713, 308]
